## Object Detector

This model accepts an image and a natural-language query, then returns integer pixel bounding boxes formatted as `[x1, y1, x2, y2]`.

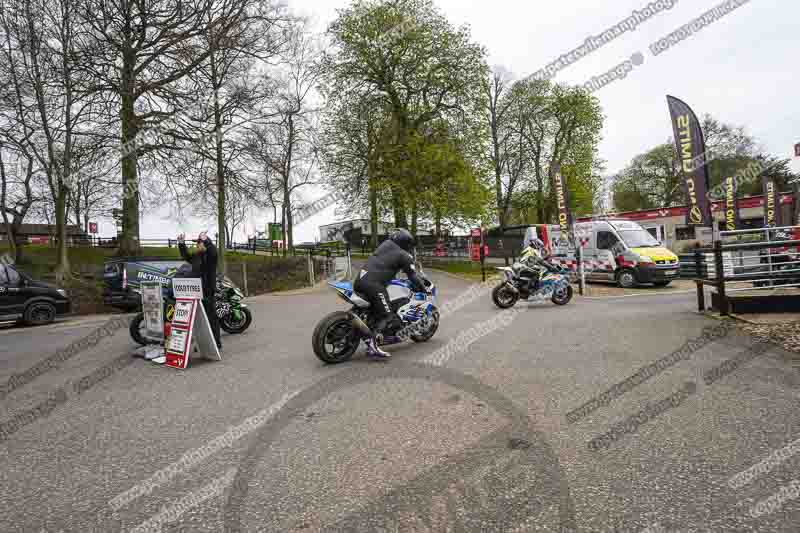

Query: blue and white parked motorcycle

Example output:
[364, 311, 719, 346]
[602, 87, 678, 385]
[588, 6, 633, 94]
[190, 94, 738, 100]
[312, 266, 439, 364]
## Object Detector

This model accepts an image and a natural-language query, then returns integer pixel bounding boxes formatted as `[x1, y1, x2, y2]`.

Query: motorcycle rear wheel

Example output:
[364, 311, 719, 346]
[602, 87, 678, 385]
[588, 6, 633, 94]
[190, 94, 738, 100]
[492, 283, 519, 309]
[312, 311, 360, 364]
[221, 307, 252, 334]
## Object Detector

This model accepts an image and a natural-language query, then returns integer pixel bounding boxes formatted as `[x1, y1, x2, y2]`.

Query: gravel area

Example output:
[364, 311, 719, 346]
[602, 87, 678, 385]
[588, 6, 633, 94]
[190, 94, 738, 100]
[739, 316, 800, 355]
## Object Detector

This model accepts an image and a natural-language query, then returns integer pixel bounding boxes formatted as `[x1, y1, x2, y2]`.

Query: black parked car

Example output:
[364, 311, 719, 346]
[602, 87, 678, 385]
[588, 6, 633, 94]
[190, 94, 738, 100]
[0, 264, 71, 325]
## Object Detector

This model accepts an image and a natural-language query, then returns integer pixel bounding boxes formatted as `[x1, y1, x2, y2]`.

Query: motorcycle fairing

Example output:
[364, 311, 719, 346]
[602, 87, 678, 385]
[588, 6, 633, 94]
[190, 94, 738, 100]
[328, 281, 370, 308]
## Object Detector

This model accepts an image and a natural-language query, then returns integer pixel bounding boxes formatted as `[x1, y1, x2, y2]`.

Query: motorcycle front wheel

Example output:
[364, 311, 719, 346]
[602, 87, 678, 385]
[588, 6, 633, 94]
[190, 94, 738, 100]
[312, 311, 360, 364]
[410, 307, 440, 342]
[220, 306, 252, 334]
[492, 283, 519, 309]
[551, 284, 573, 306]
[129, 313, 160, 346]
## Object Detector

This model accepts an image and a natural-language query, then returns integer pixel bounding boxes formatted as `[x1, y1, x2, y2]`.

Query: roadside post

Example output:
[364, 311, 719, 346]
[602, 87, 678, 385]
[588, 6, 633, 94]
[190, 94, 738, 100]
[480, 244, 485, 282]
[307, 249, 314, 287]
[470, 228, 484, 281]
[164, 278, 222, 369]
[577, 246, 585, 296]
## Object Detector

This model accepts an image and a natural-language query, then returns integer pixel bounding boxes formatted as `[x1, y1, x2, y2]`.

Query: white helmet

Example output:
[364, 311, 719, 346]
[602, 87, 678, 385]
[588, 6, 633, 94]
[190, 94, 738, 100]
[529, 237, 545, 251]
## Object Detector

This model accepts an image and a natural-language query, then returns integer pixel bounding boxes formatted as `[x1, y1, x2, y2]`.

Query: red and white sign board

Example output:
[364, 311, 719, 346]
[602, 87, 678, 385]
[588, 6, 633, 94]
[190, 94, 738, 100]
[164, 279, 221, 369]
[89, 222, 98, 234]
[165, 298, 198, 369]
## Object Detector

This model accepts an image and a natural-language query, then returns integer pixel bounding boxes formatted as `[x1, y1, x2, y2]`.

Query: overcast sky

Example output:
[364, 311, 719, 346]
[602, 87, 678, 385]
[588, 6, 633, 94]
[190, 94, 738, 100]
[127, 0, 799, 244]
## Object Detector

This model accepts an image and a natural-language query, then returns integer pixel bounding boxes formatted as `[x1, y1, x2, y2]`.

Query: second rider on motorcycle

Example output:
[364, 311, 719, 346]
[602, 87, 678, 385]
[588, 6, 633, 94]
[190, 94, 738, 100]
[519, 237, 549, 294]
[355, 228, 428, 359]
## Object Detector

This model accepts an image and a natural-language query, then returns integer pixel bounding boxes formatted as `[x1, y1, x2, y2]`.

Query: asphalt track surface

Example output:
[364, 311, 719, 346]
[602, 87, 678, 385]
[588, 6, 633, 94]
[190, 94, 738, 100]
[0, 270, 798, 532]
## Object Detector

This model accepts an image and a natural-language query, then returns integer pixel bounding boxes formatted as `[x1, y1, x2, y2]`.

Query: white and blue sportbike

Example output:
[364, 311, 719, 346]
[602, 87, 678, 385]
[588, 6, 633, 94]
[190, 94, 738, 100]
[312, 268, 439, 364]
[492, 258, 573, 308]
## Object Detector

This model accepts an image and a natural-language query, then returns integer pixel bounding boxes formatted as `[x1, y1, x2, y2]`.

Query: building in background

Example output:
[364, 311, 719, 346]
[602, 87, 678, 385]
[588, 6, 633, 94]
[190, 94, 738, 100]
[319, 219, 433, 244]
[581, 191, 795, 252]
[0, 224, 90, 245]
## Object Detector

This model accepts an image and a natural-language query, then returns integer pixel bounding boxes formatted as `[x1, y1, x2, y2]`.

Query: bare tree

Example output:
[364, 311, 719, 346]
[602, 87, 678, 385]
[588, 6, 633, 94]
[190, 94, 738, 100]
[482, 66, 515, 231]
[0, 142, 40, 262]
[75, 0, 265, 256]
[0, 0, 100, 280]
[245, 23, 323, 254]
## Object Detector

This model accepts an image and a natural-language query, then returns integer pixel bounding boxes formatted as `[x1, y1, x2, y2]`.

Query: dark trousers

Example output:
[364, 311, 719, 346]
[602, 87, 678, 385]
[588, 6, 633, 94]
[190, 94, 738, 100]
[203, 293, 221, 348]
[354, 276, 399, 335]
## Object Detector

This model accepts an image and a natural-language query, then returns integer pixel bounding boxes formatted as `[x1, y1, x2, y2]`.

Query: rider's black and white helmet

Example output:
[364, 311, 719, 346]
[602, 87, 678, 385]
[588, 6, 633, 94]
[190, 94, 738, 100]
[389, 228, 416, 253]
[529, 237, 545, 252]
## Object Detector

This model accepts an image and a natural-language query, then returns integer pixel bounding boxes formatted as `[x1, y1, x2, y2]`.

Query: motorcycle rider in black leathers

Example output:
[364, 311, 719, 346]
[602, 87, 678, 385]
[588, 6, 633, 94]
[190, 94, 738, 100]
[354, 228, 428, 358]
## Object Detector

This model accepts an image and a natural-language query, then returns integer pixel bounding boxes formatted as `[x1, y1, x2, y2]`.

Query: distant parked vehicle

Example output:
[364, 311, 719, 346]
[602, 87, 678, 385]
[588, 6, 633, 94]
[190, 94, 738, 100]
[103, 258, 187, 311]
[0, 264, 71, 325]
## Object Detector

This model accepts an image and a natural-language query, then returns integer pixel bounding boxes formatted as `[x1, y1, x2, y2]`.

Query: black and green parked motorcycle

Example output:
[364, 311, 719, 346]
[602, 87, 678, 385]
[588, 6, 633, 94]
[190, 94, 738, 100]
[129, 274, 252, 346]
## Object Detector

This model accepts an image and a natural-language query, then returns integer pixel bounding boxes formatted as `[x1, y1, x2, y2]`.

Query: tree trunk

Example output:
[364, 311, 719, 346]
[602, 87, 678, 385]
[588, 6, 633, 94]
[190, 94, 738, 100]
[0, 156, 17, 262]
[209, 31, 227, 273]
[213, 107, 226, 272]
[492, 125, 504, 231]
[369, 178, 379, 248]
[54, 186, 70, 281]
[3, 224, 18, 264]
[284, 115, 295, 252]
[118, 41, 140, 256]
[281, 204, 287, 257]
[410, 199, 418, 236]
[55, 0, 74, 282]
[391, 186, 407, 228]
[284, 187, 293, 253]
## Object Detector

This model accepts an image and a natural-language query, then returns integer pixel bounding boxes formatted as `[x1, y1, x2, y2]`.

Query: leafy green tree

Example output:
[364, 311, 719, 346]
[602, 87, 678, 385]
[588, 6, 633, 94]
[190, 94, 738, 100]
[494, 78, 603, 225]
[324, 0, 489, 229]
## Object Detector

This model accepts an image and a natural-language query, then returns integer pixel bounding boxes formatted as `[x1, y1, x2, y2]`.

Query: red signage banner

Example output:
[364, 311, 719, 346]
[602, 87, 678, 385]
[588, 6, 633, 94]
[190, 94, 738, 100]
[89, 222, 98, 234]
[165, 298, 198, 369]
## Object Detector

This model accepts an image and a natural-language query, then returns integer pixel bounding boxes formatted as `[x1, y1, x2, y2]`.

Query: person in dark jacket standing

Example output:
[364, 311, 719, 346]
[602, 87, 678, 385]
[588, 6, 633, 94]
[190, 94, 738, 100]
[354, 228, 428, 358]
[177, 231, 221, 350]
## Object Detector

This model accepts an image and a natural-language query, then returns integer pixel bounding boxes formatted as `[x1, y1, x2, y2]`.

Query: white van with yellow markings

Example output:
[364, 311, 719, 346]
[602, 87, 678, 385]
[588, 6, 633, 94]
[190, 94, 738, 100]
[525, 219, 680, 288]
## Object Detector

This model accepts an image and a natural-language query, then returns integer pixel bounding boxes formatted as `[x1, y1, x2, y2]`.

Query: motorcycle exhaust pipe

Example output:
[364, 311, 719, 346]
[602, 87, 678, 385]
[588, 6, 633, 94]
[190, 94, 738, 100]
[349, 313, 374, 338]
